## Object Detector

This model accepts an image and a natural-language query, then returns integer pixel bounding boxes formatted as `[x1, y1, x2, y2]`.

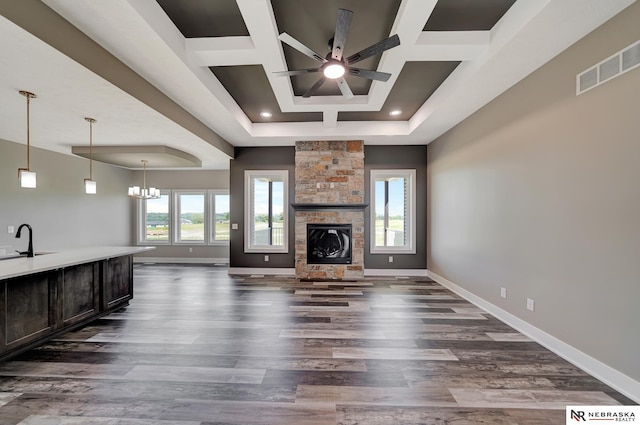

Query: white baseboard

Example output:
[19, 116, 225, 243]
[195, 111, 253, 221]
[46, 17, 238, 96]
[226, 268, 428, 277]
[227, 267, 296, 276]
[134, 257, 229, 264]
[364, 268, 428, 277]
[427, 270, 640, 404]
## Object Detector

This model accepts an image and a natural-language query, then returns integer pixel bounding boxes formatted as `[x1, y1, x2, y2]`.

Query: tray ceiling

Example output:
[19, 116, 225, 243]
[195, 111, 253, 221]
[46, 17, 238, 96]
[0, 0, 636, 169]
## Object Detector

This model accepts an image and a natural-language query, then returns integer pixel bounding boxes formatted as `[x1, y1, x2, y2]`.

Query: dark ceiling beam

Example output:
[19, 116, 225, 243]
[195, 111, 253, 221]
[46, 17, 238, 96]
[0, 0, 235, 158]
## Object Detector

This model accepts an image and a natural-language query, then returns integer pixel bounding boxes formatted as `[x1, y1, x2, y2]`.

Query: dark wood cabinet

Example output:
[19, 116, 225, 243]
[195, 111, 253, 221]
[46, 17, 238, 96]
[60, 262, 100, 327]
[0, 271, 55, 353]
[0, 254, 133, 361]
[103, 255, 132, 311]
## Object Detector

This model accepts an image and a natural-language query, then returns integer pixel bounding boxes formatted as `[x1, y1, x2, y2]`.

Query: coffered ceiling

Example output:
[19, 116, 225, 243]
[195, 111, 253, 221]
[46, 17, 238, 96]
[0, 0, 635, 169]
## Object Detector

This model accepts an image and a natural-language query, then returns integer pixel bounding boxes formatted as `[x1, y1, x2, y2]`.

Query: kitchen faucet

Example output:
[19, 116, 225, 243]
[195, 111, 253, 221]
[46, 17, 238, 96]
[15, 223, 34, 257]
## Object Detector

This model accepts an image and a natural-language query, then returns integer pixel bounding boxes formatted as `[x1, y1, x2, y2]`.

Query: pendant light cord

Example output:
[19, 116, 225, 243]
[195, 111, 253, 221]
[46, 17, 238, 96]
[26, 94, 30, 171]
[18, 91, 37, 172]
[85, 117, 96, 180]
[89, 120, 93, 179]
[142, 160, 147, 190]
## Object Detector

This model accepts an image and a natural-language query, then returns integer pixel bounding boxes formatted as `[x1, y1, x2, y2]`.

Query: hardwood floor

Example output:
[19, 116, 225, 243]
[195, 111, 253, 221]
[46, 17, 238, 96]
[0, 264, 635, 424]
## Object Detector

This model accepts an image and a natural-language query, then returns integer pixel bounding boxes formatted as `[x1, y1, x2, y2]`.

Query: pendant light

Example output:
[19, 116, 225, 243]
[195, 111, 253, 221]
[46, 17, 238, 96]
[18, 90, 37, 188]
[128, 160, 160, 199]
[84, 117, 97, 194]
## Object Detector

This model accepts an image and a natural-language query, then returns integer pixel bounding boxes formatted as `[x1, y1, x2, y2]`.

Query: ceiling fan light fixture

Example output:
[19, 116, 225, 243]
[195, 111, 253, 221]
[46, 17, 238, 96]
[324, 62, 345, 79]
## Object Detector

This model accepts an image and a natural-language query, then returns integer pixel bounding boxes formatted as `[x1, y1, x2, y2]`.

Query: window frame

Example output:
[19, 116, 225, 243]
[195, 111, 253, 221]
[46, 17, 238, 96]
[136, 189, 230, 246]
[137, 190, 172, 245]
[209, 189, 231, 245]
[244, 170, 289, 254]
[173, 190, 207, 245]
[369, 169, 416, 254]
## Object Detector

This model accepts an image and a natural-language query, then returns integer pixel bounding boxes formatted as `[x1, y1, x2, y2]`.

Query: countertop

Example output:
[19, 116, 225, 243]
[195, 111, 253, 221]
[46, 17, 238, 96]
[0, 246, 155, 280]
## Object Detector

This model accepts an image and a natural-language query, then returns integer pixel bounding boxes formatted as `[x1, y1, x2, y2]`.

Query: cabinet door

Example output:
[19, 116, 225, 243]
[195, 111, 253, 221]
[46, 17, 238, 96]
[60, 262, 100, 326]
[104, 255, 133, 310]
[1, 272, 54, 351]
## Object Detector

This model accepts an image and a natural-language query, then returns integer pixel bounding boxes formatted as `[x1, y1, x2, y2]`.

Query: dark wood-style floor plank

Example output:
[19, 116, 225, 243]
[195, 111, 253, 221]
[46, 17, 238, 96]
[0, 264, 634, 425]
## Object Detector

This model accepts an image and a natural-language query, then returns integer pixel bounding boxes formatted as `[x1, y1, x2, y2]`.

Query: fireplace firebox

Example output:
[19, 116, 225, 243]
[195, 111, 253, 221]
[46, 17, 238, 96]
[307, 224, 352, 264]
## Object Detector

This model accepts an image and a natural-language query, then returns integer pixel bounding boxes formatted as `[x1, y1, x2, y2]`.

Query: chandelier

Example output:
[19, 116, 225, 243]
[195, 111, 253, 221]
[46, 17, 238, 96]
[128, 160, 160, 199]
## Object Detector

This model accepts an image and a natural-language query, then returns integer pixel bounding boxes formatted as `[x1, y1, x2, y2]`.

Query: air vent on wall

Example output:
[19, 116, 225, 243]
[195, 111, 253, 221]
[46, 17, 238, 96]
[577, 40, 640, 95]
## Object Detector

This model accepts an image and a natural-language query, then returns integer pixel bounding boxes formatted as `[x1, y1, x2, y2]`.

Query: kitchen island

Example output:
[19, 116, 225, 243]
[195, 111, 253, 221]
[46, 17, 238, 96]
[0, 246, 154, 361]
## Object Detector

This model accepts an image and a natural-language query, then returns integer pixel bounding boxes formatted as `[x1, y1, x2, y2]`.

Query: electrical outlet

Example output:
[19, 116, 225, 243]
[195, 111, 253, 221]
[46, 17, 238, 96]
[264, 255, 269, 262]
[527, 298, 535, 311]
[231, 223, 238, 230]
[7, 226, 14, 234]
[388, 256, 393, 263]
[500, 287, 507, 299]
[189, 247, 193, 253]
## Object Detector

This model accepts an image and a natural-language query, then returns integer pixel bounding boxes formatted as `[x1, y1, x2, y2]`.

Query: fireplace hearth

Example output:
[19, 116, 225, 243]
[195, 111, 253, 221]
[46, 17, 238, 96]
[307, 224, 352, 264]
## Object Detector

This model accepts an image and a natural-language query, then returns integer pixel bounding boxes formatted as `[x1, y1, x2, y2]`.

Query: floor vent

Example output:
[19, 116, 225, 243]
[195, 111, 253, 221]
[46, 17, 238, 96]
[577, 39, 640, 95]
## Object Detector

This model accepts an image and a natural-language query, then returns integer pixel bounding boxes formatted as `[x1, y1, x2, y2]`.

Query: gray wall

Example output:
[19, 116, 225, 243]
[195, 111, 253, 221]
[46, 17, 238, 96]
[229, 145, 429, 270]
[365, 145, 427, 269]
[427, 2, 640, 381]
[229, 147, 296, 268]
[0, 139, 132, 252]
[132, 169, 230, 261]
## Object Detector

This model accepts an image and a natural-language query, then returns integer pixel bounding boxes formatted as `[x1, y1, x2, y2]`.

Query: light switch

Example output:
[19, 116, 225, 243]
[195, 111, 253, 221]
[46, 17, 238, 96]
[231, 223, 238, 230]
[7, 226, 14, 234]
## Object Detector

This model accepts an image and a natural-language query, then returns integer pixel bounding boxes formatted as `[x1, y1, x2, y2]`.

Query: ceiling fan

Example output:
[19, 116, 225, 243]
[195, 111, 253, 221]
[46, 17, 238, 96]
[274, 8, 401, 99]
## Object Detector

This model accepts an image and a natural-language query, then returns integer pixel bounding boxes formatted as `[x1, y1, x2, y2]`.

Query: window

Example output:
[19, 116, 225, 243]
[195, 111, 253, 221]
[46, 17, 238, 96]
[370, 169, 416, 254]
[245, 170, 289, 253]
[210, 191, 230, 243]
[137, 189, 229, 246]
[139, 192, 171, 244]
[174, 191, 206, 244]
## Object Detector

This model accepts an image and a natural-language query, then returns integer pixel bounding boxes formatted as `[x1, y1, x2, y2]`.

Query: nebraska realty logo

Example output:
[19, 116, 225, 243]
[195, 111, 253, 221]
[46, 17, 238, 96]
[567, 406, 639, 423]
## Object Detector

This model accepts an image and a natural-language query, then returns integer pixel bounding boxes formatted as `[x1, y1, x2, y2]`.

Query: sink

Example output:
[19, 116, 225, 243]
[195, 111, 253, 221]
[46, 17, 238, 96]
[0, 252, 56, 261]
[0, 253, 21, 261]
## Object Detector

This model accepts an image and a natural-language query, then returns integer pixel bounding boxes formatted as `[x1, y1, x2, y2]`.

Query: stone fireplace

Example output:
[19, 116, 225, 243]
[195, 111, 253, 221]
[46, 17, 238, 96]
[293, 140, 365, 279]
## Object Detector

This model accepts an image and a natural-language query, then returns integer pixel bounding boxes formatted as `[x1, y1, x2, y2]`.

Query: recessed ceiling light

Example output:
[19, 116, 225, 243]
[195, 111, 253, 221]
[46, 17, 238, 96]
[260, 111, 272, 118]
[389, 110, 402, 116]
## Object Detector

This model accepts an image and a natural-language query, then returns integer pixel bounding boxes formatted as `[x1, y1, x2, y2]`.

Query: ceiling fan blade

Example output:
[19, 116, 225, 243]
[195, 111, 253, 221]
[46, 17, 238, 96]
[345, 34, 400, 65]
[303, 77, 326, 98]
[347, 67, 392, 82]
[274, 68, 321, 77]
[336, 77, 354, 99]
[332, 8, 353, 60]
[278, 33, 327, 63]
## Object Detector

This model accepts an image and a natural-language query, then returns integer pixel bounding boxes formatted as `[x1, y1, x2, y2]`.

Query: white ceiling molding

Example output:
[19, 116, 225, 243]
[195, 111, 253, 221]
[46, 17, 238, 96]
[0, 0, 634, 168]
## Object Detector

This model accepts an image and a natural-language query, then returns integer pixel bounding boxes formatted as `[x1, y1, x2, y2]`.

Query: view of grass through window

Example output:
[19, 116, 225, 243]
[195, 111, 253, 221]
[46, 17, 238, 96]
[251, 179, 285, 246]
[179, 194, 205, 241]
[143, 191, 230, 243]
[213, 194, 230, 241]
[145, 195, 169, 241]
[374, 178, 406, 246]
